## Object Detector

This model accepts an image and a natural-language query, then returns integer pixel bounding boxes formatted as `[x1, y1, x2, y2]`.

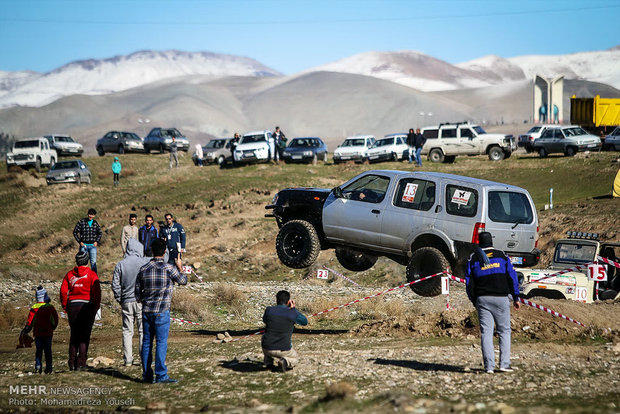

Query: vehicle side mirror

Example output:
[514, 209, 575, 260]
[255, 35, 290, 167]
[332, 187, 343, 198]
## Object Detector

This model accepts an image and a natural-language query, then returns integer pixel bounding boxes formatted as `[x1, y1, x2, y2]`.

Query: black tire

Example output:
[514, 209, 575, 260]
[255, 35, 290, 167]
[565, 146, 577, 157]
[488, 146, 505, 161]
[406, 247, 450, 297]
[217, 155, 225, 165]
[275, 220, 320, 269]
[159, 144, 165, 154]
[335, 248, 378, 272]
[538, 147, 547, 158]
[97, 146, 105, 156]
[35, 157, 42, 172]
[428, 149, 444, 163]
[391, 152, 398, 162]
[118, 145, 125, 154]
[599, 289, 618, 300]
[444, 155, 456, 164]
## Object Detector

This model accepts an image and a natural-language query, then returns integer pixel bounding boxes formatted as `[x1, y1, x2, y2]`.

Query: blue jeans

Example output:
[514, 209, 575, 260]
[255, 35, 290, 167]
[35, 336, 53, 373]
[141, 310, 170, 382]
[415, 147, 423, 166]
[80, 245, 97, 274]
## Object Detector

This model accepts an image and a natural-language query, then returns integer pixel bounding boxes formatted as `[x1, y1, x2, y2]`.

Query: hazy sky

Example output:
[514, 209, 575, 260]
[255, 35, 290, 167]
[1, 0, 619, 74]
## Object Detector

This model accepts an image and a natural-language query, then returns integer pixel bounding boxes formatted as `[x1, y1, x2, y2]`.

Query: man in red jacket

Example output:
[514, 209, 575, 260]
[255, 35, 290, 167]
[60, 251, 101, 371]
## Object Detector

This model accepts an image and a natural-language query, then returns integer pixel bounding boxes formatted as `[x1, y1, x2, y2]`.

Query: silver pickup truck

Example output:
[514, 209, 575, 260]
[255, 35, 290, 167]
[266, 170, 540, 296]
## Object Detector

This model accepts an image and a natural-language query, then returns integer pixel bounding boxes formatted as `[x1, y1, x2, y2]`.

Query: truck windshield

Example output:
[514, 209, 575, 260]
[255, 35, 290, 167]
[488, 191, 533, 224]
[241, 134, 266, 144]
[14, 140, 39, 148]
[341, 139, 365, 147]
[473, 126, 487, 135]
[554, 242, 597, 265]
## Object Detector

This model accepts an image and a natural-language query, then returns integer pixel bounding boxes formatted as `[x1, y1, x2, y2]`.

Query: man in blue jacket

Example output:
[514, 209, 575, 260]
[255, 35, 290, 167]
[160, 213, 186, 265]
[465, 231, 520, 374]
[262, 290, 308, 372]
[139, 215, 158, 257]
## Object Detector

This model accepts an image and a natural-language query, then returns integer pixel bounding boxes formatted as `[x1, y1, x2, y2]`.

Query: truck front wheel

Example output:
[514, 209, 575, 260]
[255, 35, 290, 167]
[335, 248, 378, 271]
[276, 220, 320, 269]
[406, 247, 450, 297]
[488, 146, 505, 161]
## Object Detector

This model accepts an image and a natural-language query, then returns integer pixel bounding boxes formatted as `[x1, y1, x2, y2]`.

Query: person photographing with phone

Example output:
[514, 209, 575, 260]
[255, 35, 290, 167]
[261, 290, 307, 372]
[160, 213, 186, 265]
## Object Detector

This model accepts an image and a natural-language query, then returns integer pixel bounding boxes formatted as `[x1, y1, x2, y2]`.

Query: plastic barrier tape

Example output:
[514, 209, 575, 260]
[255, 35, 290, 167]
[324, 267, 361, 286]
[597, 256, 620, 269]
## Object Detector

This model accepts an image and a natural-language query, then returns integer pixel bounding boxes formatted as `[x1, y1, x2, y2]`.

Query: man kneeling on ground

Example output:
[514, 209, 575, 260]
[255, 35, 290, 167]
[262, 290, 307, 372]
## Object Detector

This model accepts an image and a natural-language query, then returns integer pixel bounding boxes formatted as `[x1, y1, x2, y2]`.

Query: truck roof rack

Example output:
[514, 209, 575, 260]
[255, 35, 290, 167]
[438, 121, 472, 128]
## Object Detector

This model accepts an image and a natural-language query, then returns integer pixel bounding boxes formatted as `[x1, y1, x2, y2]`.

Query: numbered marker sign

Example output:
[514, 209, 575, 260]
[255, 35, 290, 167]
[317, 269, 329, 280]
[401, 183, 419, 203]
[587, 264, 607, 282]
[441, 277, 450, 295]
[182, 265, 193, 274]
[575, 287, 588, 302]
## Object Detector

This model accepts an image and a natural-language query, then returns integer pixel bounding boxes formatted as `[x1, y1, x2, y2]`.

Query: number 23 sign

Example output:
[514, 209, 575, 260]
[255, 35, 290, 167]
[587, 264, 607, 282]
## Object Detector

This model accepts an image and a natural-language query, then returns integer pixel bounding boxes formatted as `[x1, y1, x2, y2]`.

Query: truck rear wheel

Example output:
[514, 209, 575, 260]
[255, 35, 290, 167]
[276, 220, 320, 269]
[406, 247, 450, 297]
[335, 248, 378, 272]
[428, 149, 444, 163]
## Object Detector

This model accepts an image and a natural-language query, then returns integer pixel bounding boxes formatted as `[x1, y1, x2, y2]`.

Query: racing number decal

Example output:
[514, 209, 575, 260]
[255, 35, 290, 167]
[182, 265, 192, 274]
[317, 269, 329, 280]
[401, 183, 418, 203]
[587, 264, 607, 282]
[575, 287, 588, 302]
[441, 277, 449, 295]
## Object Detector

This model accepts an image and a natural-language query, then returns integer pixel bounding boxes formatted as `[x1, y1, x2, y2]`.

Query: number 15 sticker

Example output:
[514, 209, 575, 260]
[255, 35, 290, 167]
[587, 264, 607, 281]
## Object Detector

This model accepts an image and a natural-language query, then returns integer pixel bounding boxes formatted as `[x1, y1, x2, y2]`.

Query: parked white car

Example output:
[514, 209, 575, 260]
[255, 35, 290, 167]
[45, 134, 84, 157]
[6, 137, 57, 172]
[333, 135, 375, 164]
[234, 130, 272, 164]
[366, 133, 409, 163]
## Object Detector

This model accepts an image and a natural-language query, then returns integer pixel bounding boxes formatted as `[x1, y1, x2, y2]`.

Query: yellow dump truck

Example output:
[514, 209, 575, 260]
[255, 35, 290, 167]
[570, 95, 620, 135]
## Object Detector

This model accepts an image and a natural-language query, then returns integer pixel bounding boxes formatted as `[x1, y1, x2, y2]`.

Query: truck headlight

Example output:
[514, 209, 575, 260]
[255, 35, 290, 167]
[28, 154, 35, 159]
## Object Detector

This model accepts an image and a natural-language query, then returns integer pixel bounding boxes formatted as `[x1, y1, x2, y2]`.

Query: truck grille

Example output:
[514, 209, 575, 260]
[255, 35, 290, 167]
[14, 154, 29, 161]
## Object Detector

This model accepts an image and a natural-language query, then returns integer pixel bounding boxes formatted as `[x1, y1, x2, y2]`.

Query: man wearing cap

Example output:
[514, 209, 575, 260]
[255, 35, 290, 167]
[465, 231, 520, 374]
[60, 251, 101, 371]
[73, 208, 102, 274]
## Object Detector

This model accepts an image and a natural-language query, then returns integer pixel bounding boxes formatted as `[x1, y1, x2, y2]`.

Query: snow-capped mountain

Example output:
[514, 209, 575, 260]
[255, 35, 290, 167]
[0, 50, 281, 108]
[302, 51, 504, 92]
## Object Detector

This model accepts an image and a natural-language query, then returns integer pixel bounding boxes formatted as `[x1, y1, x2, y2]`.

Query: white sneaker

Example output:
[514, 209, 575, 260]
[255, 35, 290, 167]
[486, 369, 494, 374]
[499, 367, 514, 373]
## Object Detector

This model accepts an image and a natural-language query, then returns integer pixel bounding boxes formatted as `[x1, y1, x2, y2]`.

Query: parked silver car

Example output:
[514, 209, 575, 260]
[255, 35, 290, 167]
[193, 138, 233, 165]
[532, 125, 601, 157]
[143, 128, 190, 153]
[46, 159, 91, 185]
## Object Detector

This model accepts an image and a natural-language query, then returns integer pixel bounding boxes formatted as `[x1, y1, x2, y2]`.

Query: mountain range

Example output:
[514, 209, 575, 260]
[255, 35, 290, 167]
[0, 47, 619, 152]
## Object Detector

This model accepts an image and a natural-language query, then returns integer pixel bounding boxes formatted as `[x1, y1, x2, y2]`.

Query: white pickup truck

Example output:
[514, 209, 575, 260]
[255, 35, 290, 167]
[6, 137, 57, 172]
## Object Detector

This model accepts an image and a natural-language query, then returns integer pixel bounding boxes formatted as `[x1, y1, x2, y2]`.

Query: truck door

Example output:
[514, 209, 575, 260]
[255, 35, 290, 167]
[380, 177, 438, 252]
[459, 126, 480, 154]
[440, 127, 459, 155]
[323, 173, 391, 248]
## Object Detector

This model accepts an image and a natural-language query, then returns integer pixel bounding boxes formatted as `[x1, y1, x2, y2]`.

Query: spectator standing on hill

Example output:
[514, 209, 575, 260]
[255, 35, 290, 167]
[195, 143, 203, 167]
[406, 128, 416, 163]
[135, 238, 186, 383]
[112, 238, 150, 367]
[139, 215, 159, 257]
[22, 286, 58, 374]
[465, 231, 520, 374]
[160, 213, 186, 265]
[112, 157, 121, 187]
[60, 251, 101, 371]
[274, 126, 287, 162]
[230, 133, 240, 167]
[262, 290, 308, 372]
[73, 208, 102, 274]
[169, 136, 179, 169]
[414, 128, 426, 167]
[121, 213, 138, 255]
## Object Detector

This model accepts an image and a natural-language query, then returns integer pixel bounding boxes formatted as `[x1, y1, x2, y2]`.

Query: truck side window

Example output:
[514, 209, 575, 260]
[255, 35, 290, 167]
[424, 129, 438, 139]
[441, 128, 457, 139]
[446, 185, 478, 217]
[393, 179, 436, 211]
[341, 174, 390, 204]
[460, 128, 473, 138]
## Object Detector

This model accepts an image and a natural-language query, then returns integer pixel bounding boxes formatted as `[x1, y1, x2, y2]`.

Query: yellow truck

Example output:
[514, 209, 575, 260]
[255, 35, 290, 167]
[570, 95, 620, 136]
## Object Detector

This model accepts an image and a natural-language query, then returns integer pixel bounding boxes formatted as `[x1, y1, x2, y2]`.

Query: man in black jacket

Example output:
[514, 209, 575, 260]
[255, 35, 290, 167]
[73, 208, 102, 274]
[406, 128, 416, 163]
[413, 128, 426, 167]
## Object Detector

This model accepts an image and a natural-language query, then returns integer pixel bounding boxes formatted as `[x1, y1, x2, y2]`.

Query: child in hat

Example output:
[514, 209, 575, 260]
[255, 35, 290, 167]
[22, 286, 59, 373]
[112, 157, 122, 187]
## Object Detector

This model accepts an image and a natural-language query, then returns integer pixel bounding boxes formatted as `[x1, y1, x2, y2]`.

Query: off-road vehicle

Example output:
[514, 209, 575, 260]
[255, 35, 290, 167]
[421, 122, 515, 163]
[520, 232, 620, 303]
[6, 137, 57, 172]
[233, 130, 272, 164]
[266, 170, 539, 297]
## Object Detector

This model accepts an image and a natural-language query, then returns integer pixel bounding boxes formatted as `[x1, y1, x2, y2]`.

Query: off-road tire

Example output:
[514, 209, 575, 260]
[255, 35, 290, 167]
[335, 248, 378, 272]
[538, 147, 547, 158]
[97, 146, 105, 156]
[565, 146, 577, 157]
[276, 220, 320, 269]
[406, 247, 450, 297]
[428, 149, 445, 163]
[35, 157, 42, 172]
[444, 155, 456, 164]
[391, 152, 398, 162]
[599, 289, 618, 301]
[488, 146, 505, 161]
[118, 145, 125, 154]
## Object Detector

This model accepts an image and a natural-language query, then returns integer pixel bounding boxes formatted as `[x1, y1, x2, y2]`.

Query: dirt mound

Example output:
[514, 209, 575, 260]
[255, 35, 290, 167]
[352, 299, 620, 341]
